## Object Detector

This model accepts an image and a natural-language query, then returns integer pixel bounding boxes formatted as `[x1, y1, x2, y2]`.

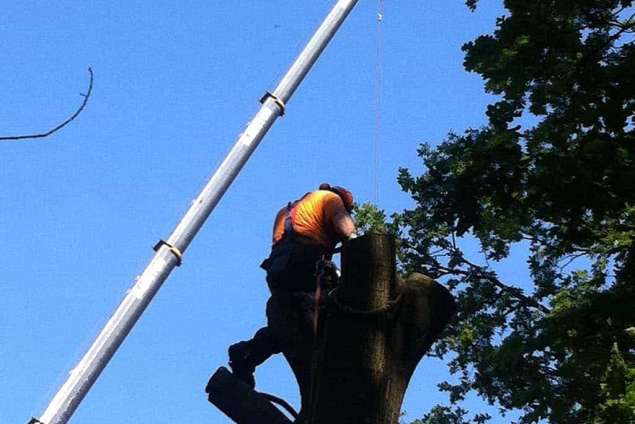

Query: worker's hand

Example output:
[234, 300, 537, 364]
[321, 259, 337, 273]
[318, 259, 340, 288]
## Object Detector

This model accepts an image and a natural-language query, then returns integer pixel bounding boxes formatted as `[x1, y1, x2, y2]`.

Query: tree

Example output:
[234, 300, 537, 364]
[370, 0, 635, 422]
[207, 233, 456, 424]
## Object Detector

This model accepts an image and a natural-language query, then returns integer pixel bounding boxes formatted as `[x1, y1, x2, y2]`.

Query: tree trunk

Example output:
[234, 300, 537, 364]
[301, 233, 455, 423]
[207, 233, 455, 423]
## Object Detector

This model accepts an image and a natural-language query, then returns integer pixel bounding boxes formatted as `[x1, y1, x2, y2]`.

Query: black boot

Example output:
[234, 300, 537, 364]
[228, 341, 256, 388]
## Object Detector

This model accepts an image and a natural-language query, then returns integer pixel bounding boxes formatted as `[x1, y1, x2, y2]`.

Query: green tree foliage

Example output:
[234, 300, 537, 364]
[594, 342, 635, 423]
[395, 1, 635, 422]
[353, 202, 390, 234]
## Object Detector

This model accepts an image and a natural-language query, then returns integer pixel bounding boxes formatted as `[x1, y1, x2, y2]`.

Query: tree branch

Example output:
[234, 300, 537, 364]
[466, 258, 551, 314]
[0, 67, 94, 141]
[557, 252, 587, 273]
[437, 251, 552, 315]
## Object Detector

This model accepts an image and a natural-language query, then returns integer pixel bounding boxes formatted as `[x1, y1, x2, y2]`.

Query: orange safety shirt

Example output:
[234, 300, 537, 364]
[272, 190, 349, 249]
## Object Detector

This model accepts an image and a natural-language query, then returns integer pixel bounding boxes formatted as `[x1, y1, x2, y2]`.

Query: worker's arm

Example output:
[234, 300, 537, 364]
[333, 211, 357, 240]
[323, 191, 357, 241]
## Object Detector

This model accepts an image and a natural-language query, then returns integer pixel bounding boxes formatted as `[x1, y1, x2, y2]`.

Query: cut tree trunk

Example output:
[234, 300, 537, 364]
[207, 233, 455, 423]
[301, 233, 455, 423]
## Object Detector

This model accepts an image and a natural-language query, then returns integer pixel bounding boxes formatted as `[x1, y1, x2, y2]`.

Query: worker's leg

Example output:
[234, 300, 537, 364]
[228, 325, 282, 388]
[228, 249, 321, 386]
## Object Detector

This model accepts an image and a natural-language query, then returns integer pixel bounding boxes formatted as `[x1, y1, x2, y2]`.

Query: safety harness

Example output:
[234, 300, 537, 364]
[283, 201, 297, 238]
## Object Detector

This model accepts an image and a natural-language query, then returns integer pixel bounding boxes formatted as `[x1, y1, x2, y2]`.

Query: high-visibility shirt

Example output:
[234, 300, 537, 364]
[272, 190, 349, 249]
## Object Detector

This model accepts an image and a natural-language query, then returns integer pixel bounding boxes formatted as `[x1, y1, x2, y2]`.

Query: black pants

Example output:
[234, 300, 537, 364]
[263, 237, 325, 293]
[240, 290, 317, 368]
[232, 238, 325, 369]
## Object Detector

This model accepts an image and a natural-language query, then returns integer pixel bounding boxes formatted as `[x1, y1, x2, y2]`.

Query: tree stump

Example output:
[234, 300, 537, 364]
[207, 233, 455, 423]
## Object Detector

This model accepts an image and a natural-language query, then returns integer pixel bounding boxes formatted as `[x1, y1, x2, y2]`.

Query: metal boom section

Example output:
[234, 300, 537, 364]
[32, 1, 359, 423]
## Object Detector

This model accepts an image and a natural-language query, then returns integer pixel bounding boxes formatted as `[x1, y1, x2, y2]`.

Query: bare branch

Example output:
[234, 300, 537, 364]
[0, 67, 94, 141]
[439, 250, 552, 314]
[465, 257, 551, 314]
[557, 252, 587, 274]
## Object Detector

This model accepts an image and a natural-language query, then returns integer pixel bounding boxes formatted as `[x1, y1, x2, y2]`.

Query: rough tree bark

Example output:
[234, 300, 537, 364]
[207, 233, 456, 423]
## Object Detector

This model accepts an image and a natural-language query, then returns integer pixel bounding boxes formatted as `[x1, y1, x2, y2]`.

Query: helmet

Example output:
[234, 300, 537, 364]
[319, 183, 354, 212]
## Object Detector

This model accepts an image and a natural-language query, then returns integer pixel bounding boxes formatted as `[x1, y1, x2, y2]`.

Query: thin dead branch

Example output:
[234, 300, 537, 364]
[0, 67, 93, 141]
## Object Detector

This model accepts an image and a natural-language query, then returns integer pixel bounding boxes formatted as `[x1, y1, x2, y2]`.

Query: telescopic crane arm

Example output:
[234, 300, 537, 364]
[30, 1, 359, 423]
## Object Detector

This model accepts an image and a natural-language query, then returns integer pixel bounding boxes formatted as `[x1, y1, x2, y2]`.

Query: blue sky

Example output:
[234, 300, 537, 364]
[0, 1, 522, 423]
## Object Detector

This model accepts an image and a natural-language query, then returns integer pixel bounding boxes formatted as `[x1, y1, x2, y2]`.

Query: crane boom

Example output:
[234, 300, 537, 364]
[32, 1, 359, 423]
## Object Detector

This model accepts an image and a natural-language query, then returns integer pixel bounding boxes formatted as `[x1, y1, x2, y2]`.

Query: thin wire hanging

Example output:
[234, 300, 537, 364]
[373, 0, 385, 205]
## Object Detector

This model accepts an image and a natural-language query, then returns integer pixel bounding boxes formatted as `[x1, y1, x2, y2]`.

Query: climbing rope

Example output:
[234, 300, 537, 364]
[307, 257, 331, 422]
[259, 391, 300, 420]
[329, 288, 403, 318]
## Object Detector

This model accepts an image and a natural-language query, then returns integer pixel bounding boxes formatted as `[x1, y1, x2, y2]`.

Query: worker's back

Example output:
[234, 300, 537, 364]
[272, 190, 348, 250]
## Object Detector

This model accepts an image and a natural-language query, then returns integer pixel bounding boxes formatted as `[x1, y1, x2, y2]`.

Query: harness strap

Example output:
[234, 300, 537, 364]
[283, 201, 295, 236]
[281, 193, 309, 242]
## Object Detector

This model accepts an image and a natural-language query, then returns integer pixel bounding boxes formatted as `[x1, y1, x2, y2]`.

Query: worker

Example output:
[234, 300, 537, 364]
[225, 183, 356, 388]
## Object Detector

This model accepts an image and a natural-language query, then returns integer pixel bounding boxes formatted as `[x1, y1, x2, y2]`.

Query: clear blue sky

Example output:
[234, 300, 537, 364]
[1, 1, 521, 423]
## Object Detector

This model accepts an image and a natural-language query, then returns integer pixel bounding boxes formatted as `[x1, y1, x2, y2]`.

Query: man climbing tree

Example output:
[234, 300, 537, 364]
[221, 183, 356, 388]
[368, 0, 635, 422]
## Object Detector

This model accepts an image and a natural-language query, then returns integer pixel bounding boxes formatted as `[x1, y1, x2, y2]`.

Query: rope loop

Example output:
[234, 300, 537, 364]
[328, 288, 403, 318]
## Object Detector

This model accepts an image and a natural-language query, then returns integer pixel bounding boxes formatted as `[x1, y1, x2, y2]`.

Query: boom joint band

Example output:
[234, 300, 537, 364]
[260, 91, 286, 116]
[153, 240, 183, 266]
